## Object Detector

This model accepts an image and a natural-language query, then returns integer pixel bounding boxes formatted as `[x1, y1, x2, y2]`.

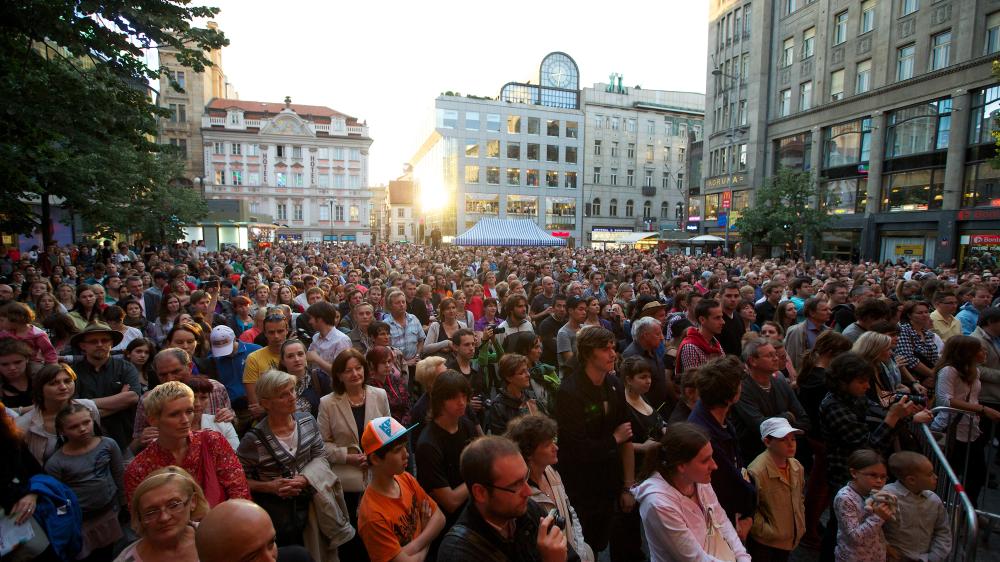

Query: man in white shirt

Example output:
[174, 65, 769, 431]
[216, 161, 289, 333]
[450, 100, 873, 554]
[496, 293, 534, 347]
[306, 301, 352, 374]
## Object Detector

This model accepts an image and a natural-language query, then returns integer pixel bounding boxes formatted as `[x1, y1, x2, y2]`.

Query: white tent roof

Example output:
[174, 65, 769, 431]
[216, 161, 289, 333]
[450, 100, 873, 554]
[454, 218, 566, 247]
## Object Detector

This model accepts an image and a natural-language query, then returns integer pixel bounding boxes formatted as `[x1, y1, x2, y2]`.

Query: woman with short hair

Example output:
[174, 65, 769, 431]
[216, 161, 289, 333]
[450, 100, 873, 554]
[488, 353, 546, 435]
[114, 466, 209, 562]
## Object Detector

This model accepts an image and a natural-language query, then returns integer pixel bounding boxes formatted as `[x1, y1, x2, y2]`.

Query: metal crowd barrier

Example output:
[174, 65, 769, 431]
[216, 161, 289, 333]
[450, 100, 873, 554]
[912, 407, 980, 561]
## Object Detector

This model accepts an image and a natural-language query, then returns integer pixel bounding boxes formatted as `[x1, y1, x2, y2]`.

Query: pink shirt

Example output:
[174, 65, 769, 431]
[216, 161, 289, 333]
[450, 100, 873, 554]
[0, 325, 57, 363]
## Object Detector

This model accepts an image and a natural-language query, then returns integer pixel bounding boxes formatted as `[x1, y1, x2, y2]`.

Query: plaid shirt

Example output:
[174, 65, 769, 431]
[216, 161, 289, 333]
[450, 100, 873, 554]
[819, 391, 898, 488]
[896, 322, 939, 371]
[677, 338, 723, 374]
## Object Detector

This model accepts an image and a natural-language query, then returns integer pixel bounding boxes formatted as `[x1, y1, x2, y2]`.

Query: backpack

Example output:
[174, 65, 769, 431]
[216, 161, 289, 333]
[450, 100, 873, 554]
[28, 474, 82, 561]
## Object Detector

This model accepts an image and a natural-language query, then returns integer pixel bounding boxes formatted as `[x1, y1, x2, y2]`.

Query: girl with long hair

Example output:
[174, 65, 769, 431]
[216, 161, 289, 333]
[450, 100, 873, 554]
[68, 284, 102, 331]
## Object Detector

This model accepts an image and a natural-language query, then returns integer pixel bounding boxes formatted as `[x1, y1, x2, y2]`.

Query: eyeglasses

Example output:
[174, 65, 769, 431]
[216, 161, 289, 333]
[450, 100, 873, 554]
[140, 497, 191, 522]
[484, 474, 530, 495]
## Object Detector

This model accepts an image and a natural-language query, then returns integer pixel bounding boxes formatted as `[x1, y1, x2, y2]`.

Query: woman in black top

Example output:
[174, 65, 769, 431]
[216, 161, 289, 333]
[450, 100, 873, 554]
[1, 406, 58, 561]
[0, 339, 35, 411]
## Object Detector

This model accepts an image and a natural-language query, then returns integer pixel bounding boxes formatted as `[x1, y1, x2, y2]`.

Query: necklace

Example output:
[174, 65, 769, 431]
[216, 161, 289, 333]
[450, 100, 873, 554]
[348, 393, 366, 407]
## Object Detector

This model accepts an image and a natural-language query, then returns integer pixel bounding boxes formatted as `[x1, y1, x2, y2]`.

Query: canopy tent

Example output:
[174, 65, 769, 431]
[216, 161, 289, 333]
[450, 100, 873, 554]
[614, 232, 659, 245]
[454, 218, 566, 247]
[684, 234, 726, 244]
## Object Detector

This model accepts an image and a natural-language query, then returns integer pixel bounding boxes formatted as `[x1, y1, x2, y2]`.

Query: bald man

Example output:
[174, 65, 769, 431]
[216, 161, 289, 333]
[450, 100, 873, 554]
[196, 500, 313, 562]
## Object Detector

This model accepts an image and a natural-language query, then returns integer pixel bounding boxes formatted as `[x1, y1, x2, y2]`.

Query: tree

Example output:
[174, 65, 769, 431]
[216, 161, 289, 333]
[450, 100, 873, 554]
[738, 167, 834, 258]
[0, 1, 226, 246]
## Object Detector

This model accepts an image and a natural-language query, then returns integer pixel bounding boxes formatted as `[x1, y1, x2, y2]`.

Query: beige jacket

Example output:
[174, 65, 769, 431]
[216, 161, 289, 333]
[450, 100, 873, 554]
[748, 451, 805, 551]
[301, 458, 355, 562]
[15, 399, 99, 465]
[316, 385, 389, 492]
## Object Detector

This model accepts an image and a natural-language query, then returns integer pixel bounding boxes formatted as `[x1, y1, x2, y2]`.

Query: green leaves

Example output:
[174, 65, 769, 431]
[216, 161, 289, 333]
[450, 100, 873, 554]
[738, 167, 834, 256]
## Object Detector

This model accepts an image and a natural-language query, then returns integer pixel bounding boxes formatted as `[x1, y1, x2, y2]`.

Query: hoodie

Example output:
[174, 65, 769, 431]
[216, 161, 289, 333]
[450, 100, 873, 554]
[632, 472, 751, 562]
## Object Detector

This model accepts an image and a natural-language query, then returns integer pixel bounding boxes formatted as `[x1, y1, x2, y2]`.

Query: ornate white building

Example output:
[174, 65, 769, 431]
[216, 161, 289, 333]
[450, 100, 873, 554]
[201, 97, 374, 243]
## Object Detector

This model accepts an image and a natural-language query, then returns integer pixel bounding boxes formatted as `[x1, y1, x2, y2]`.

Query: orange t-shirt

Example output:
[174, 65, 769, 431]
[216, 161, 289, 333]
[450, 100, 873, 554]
[358, 471, 439, 562]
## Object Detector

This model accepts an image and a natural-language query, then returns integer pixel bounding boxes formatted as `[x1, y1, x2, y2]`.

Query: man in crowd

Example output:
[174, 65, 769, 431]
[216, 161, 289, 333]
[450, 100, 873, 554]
[582, 271, 607, 305]
[718, 282, 746, 357]
[71, 323, 141, 449]
[958, 284, 993, 335]
[243, 312, 290, 417]
[622, 316, 672, 413]
[556, 296, 588, 376]
[196, 500, 313, 562]
[676, 298, 726, 375]
[841, 298, 893, 343]
[529, 276, 558, 324]
[385, 289, 426, 366]
[120, 274, 159, 321]
[496, 293, 533, 347]
[754, 282, 784, 328]
[209, 325, 260, 432]
[784, 297, 831, 370]
[537, 294, 568, 367]
[929, 289, 962, 342]
[832, 284, 871, 332]
[788, 277, 813, 322]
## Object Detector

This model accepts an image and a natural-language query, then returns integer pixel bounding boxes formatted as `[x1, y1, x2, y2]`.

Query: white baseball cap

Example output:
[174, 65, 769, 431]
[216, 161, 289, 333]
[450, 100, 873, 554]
[759, 417, 804, 441]
[210, 325, 236, 358]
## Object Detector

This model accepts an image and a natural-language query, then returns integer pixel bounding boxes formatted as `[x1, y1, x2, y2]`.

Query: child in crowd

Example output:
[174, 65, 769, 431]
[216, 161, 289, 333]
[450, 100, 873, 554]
[834, 449, 893, 562]
[748, 418, 806, 562]
[357, 416, 444, 562]
[44, 403, 124, 561]
[0, 301, 58, 364]
[882, 451, 952, 562]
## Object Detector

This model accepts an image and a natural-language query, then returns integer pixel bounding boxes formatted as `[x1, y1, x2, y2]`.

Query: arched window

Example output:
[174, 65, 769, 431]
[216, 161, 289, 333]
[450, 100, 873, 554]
[625, 199, 634, 217]
[660, 202, 670, 218]
[675, 201, 684, 219]
[643, 201, 652, 219]
[592, 197, 601, 216]
[609, 199, 618, 217]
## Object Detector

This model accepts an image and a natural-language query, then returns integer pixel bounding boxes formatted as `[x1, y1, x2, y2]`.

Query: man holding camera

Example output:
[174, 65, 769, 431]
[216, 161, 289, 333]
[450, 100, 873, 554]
[438, 436, 577, 562]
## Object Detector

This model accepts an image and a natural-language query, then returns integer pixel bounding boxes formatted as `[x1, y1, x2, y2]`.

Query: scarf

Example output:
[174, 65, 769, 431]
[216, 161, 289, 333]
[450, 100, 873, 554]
[680, 327, 724, 357]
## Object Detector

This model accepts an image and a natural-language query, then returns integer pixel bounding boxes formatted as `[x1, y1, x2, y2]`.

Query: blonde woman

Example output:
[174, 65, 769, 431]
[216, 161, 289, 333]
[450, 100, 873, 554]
[114, 466, 210, 562]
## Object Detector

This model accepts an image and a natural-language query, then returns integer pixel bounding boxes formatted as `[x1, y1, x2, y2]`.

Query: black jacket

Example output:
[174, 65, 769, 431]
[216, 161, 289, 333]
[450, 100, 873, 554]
[438, 499, 580, 562]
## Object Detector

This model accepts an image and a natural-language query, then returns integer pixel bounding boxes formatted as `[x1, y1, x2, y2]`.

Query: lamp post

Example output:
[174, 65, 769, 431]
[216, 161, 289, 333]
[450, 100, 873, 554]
[710, 67, 748, 256]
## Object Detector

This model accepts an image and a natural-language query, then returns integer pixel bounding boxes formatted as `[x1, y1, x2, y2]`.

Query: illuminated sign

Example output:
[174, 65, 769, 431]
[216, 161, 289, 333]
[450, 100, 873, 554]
[551, 231, 571, 237]
[957, 208, 1000, 221]
[971, 235, 1000, 245]
[705, 174, 746, 189]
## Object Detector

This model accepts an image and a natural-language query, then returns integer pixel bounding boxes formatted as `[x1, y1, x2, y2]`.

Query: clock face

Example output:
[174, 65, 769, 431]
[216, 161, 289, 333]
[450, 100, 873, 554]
[542, 55, 576, 89]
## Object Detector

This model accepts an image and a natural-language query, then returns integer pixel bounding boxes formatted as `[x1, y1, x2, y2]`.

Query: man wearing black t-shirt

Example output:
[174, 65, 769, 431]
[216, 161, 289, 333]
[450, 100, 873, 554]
[530, 276, 558, 323]
[537, 294, 568, 366]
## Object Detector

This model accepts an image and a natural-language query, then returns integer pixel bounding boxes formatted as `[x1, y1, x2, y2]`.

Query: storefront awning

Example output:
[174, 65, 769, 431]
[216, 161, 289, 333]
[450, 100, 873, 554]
[614, 232, 659, 244]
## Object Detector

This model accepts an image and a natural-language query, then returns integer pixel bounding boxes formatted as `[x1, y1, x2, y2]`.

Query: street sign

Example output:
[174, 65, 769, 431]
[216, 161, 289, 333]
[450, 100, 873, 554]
[722, 190, 732, 210]
[718, 213, 727, 227]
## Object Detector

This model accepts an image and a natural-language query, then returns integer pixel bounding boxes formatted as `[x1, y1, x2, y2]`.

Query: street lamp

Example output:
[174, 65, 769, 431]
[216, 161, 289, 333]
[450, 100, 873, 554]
[710, 67, 747, 256]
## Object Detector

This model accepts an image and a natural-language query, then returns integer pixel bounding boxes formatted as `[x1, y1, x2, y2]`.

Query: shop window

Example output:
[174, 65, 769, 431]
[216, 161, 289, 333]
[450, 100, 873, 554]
[773, 132, 812, 173]
[823, 118, 872, 168]
[968, 85, 1000, 146]
[704, 193, 721, 221]
[962, 162, 1000, 208]
[886, 98, 951, 158]
[823, 178, 868, 215]
[882, 169, 944, 212]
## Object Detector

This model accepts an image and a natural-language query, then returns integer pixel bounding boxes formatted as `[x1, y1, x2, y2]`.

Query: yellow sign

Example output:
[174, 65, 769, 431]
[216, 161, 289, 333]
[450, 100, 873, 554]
[894, 244, 923, 256]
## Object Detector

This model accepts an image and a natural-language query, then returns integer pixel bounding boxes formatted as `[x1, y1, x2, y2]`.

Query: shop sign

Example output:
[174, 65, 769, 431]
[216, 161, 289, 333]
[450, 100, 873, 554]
[551, 231, 571, 238]
[591, 227, 633, 233]
[957, 208, 1000, 221]
[894, 243, 923, 256]
[705, 174, 747, 189]
[971, 234, 1000, 245]
[323, 235, 338, 242]
[722, 190, 732, 210]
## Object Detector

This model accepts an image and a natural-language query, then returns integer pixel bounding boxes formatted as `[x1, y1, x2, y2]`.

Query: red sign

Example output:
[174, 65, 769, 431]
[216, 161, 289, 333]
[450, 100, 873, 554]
[722, 190, 732, 210]
[957, 208, 1000, 221]
[991, 199, 1000, 207]
[550, 231, 570, 238]
[972, 235, 1000, 245]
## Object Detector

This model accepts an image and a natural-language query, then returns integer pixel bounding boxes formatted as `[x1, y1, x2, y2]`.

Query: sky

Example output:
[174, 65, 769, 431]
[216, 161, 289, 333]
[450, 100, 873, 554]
[194, 0, 709, 186]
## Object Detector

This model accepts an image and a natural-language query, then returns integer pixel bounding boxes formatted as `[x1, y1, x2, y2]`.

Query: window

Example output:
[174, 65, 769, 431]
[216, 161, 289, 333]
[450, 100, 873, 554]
[660, 202, 670, 218]
[249, 172, 259, 185]
[625, 200, 634, 217]
[773, 132, 813, 172]
[626, 118, 637, 133]
[608, 199, 618, 216]
[507, 142, 520, 160]
[860, 1, 875, 34]
[930, 31, 951, 70]
[901, 0, 918, 16]
[292, 172, 304, 187]
[663, 146, 672, 162]
[486, 140, 500, 158]
[508, 115, 521, 134]
[646, 145, 654, 162]
[213, 142, 224, 155]
[486, 114, 501, 132]
[526, 169, 539, 187]
[230, 143, 241, 156]
[833, 11, 848, 45]
[466, 141, 479, 157]
[823, 117, 873, 167]
[564, 171, 577, 188]
[738, 100, 748, 125]
[466, 112, 480, 130]
[678, 147, 685, 162]
[593, 166, 602, 184]
[566, 121, 578, 138]
[350, 206, 359, 222]
[647, 120, 656, 134]
[644, 169, 654, 187]
[318, 174, 329, 188]
[856, 59, 872, 93]
[508, 195, 538, 217]
[275, 172, 286, 187]
[611, 142, 619, 157]
[803, 27, 816, 59]
[782, 37, 795, 67]
[465, 165, 480, 183]
[333, 174, 345, 188]
[988, 12, 1000, 55]
[779, 89, 792, 116]
[527, 144, 540, 161]
[663, 120, 673, 136]
[626, 169, 635, 187]
[294, 204, 303, 221]
[897, 44, 915, 80]
[172, 70, 186, 89]
[507, 168, 520, 186]
[677, 173, 685, 190]
[439, 109, 458, 128]
[886, 98, 952, 157]
[610, 168, 618, 186]
[332, 147, 344, 160]
[565, 146, 577, 164]
[398, 208, 406, 218]
[799, 81, 812, 111]
[627, 143, 636, 159]
[247, 144, 259, 156]
[744, 3, 751, 35]
[594, 140, 602, 155]
[737, 145, 748, 170]
[592, 198, 602, 216]
[546, 120, 560, 136]
[169, 103, 186, 123]
[275, 204, 287, 221]
[883, 169, 943, 212]
[231, 170, 243, 186]
[830, 69, 845, 101]
[546, 145, 559, 162]
[292, 146, 302, 159]
[527, 117, 540, 135]
[319, 205, 330, 221]
[487, 167, 501, 185]
[741, 53, 750, 80]
[350, 148, 361, 160]
[662, 171, 670, 188]
[963, 161, 1000, 208]
[213, 170, 225, 184]
[969, 85, 1000, 146]
[546, 171, 559, 187]
[398, 224, 406, 236]
[335, 205, 344, 221]
[593, 114, 603, 129]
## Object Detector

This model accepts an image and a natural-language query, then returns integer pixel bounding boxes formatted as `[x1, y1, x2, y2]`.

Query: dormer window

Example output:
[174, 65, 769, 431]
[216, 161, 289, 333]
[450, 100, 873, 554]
[226, 109, 244, 128]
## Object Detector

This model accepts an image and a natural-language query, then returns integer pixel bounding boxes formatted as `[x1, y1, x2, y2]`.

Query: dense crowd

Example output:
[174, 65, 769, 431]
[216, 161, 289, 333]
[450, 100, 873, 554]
[2, 238, 999, 562]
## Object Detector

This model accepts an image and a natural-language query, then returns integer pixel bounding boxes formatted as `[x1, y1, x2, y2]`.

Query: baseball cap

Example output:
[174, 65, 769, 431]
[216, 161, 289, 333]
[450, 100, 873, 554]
[362, 416, 418, 457]
[210, 325, 236, 358]
[759, 417, 804, 441]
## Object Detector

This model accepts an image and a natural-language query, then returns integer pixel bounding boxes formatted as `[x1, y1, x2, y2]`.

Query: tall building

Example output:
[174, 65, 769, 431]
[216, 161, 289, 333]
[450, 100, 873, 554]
[581, 81, 704, 246]
[410, 52, 585, 244]
[704, 0, 1000, 264]
[200, 98, 374, 243]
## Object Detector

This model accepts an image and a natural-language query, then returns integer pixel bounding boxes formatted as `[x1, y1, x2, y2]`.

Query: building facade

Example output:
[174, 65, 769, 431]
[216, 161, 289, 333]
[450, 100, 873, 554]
[200, 98, 374, 243]
[387, 180, 417, 243]
[410, 52, 585, 244]
[582, 82, 704, 246]
[704, 0, 1000, 265]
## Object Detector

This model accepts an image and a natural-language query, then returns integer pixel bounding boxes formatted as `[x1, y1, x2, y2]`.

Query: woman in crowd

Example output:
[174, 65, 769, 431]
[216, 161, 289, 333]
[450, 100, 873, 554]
[276, 338, 331, 419]
[2, 405, 58, 562]
[896, 300, 941, 389]
[149, 293, 183, 346]
[473, 297, 500, 334]
[125, 338, 158, 394]
[452, 290, 476, 328]
[932, 335, 999, 507]
[613, 283, 634, 319]
[366, 345, 410, 424]
[488, 353, 545, 435]
[103, 305, 144, 353]
[188, 377, 240, 450]
[56, 283, 76, 311]
[317, 348, 390, 560]
[366, 283, 384, 319]
[407, 356, 449, 447]
[632, 422, 752, 562]
[122, 298, 150, 336]
[760, 320, 784, 340]
[504, 331, 556, 413]
[165, 322, 214, 375]
[583, 296, 610, 330]
[423, 298, 466, 357]
[275, 285, 302, 314]
[505, 414, 594, 562]
[0, 339, 35, 411]
[238, 370, 326, 547]
[229, 295, 254, 336]
[16, 363, 101, 464]
[124, 381, 250, 506]
[739, 300, 759, 334]
[252, 285, 270, 314]
[169, 279, 191, 307]
[114, 466, 210, 562]
[42, 313, 78, 359]
[32, 292, 60, 326]
[775, 300, 798, 335]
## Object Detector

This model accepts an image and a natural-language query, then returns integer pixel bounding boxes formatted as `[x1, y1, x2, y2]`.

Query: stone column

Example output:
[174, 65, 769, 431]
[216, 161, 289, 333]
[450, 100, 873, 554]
[861, 111, 888, 260]
[942, 90, 971, 211]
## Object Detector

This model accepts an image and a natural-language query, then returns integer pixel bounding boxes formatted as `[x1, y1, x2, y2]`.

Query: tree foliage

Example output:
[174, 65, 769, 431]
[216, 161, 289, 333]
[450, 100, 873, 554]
[0, 1, 226, 243]
[738, 167, 833, 257]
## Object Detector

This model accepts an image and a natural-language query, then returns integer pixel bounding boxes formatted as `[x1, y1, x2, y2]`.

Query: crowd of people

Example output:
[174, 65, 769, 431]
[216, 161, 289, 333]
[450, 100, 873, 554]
[2, 238, 999, 562]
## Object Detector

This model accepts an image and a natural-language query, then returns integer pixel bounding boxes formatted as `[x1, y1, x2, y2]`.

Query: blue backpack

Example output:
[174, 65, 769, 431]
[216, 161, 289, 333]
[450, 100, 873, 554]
[28, 474, 82, 561]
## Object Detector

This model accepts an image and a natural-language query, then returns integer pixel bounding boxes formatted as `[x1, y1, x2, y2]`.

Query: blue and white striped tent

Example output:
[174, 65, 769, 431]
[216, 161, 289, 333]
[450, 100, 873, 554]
[454, 218, 567, 247]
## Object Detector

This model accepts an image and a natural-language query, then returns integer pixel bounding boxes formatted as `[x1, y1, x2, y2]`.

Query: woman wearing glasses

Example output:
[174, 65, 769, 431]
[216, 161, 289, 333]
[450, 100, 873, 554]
[114, 466, 210, 562]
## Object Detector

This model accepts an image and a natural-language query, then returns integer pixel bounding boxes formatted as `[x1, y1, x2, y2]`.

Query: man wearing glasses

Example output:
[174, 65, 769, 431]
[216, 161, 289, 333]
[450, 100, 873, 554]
[438, 436, 575, 562]
[929, 290, 962, 343]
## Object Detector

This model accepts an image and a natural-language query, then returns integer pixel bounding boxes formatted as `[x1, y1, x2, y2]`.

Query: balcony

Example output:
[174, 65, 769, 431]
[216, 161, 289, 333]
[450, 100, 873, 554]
[642, 185, 656, 197]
